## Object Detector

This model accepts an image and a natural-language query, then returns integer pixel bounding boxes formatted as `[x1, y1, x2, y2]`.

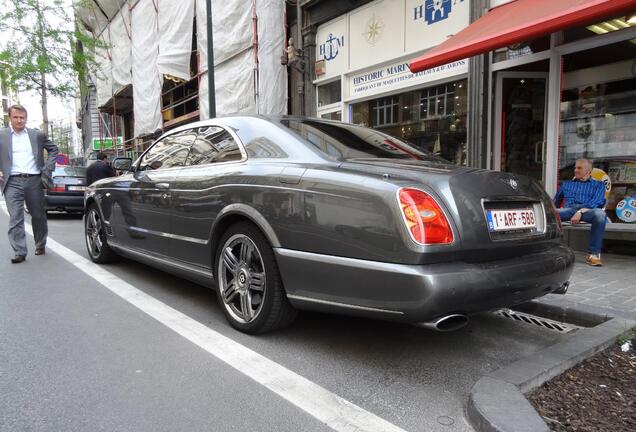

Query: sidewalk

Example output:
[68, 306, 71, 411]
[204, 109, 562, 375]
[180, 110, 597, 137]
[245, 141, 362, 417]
[546, 251, 636, 315]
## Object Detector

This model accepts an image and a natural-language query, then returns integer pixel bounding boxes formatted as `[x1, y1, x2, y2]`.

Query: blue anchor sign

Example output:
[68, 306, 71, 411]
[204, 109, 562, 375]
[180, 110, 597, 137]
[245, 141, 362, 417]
[319, 33, 345, 61]
[413, 0, 464, 25]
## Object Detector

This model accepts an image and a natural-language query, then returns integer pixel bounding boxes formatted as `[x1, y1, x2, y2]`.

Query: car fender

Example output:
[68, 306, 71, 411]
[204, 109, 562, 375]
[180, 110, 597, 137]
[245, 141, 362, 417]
[84, 188, 110, 220]
[212, 203, 281, 248]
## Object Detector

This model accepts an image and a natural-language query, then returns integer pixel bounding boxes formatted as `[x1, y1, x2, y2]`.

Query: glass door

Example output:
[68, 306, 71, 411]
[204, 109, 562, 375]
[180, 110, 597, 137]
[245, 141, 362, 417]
[495, 72, 548, 184]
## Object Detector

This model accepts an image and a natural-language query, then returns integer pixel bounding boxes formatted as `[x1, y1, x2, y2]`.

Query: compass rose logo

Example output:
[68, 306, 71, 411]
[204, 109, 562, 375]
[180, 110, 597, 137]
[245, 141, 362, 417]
[364, 14, 384, 45]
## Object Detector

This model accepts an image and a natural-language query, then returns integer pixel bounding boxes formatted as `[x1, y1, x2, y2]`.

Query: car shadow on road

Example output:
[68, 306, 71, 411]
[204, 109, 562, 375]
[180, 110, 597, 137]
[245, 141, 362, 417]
[46, 211, 84, 220]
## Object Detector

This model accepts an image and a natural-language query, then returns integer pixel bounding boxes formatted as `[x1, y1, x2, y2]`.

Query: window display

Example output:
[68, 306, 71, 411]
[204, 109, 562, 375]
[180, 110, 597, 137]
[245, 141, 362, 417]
[559, 77, 636, 223]
[350, 79, 468, 165]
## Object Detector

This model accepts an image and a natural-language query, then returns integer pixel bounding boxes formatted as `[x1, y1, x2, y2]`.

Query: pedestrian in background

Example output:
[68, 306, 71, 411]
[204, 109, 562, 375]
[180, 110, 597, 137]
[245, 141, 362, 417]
[553, 158, 607, 266]
[86, 151, 116, 185]
[0, 104, 59, 263]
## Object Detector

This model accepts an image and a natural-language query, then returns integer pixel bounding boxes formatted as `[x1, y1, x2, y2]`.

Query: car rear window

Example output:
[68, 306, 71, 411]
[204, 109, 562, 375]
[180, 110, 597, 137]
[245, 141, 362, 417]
[280, 119, 448, 163]
[54, 166, 87, 177]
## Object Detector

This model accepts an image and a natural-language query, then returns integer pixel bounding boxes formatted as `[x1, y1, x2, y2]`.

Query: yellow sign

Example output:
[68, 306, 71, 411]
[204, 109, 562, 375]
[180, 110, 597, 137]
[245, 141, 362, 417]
[591, 168, 611, 198]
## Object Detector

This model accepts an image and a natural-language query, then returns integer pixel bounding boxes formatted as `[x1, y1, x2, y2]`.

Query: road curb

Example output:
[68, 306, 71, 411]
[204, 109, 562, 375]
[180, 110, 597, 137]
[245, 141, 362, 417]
[467, 300, 636, 432]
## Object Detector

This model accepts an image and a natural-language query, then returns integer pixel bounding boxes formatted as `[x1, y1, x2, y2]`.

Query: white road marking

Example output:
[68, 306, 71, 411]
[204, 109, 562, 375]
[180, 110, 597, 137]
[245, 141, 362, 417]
[1, 204, 407, 432]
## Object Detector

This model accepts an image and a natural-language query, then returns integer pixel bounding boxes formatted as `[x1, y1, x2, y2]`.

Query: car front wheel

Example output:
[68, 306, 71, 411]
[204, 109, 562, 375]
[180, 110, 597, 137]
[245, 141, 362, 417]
[85, 204, 118, 263]
[215, 222, 296, 334]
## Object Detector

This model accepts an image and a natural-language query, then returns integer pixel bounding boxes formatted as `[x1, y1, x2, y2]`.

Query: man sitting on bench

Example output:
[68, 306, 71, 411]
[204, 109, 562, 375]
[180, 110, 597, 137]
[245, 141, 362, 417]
[554, 158, 607, 266]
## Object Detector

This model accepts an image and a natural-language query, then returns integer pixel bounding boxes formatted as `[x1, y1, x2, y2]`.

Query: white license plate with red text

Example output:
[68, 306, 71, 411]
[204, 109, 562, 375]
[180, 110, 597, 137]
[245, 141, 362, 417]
[487, 209, 536, 232]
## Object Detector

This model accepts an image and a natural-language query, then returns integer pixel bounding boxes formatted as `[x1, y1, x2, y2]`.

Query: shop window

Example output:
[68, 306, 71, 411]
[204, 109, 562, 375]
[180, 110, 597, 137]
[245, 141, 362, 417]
[317, 80, 341, 107]
[420, 84, 456, 118]
[559, 41, 636, 224]
[492, 35, 550, 63]
[561, 14, 636, 45]
[373, 96, 399, 127]
[350, 79, 468, 165]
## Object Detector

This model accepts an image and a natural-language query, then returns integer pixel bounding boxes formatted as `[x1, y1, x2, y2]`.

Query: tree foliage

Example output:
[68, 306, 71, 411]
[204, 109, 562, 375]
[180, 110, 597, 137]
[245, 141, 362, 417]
[0, 0, 99, 131]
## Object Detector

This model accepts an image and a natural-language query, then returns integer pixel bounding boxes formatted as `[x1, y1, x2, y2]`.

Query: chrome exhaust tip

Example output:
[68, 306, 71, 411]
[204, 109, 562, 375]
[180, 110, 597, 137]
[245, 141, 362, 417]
[416, 314, 469, 332]
[553, 281, 569, 295]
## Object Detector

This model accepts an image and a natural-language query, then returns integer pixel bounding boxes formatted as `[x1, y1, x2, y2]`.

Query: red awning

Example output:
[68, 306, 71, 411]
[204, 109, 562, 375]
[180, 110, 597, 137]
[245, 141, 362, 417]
[409, 0, 636, 73]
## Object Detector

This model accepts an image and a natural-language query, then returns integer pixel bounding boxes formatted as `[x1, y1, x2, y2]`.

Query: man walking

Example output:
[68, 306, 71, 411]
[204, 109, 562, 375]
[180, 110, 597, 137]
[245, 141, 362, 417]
[86, 151, 115, 185]
[554, 158, 607, 266]
[0, 104, 59, 263]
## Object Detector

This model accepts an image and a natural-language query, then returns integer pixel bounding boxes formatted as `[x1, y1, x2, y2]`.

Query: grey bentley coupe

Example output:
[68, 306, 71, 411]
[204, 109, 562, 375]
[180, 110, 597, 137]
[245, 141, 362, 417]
[84, 116, 574, 334]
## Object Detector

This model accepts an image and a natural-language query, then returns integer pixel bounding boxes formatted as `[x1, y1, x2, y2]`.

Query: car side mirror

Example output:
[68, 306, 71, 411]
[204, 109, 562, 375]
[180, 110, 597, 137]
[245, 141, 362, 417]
[112, 157, 133, 171]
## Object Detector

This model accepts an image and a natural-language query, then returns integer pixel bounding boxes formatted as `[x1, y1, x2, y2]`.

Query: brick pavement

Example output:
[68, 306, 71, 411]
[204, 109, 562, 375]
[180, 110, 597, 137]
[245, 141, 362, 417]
[546, 252, 636, 314]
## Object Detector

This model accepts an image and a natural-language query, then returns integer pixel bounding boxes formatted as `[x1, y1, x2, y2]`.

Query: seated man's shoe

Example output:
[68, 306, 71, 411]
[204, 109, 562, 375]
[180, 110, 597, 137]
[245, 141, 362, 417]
[585, 254, 602, 266]
[11, 255, 26, 264]
[35, 247, 45, 255]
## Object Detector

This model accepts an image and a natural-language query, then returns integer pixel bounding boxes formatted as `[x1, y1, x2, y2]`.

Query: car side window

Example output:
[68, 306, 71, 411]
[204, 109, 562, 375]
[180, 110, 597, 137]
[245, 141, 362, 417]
[138, 131, 195, 171]
[185, 126, 242, 166]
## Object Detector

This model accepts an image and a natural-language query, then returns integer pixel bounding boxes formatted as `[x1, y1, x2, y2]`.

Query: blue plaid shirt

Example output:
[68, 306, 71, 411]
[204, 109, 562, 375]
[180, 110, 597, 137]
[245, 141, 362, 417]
[554, 178, 605, 210]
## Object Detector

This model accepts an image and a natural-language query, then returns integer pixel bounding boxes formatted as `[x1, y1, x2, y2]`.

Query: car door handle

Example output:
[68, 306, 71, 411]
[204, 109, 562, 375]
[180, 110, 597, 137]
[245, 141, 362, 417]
[156, 182, 170, 189]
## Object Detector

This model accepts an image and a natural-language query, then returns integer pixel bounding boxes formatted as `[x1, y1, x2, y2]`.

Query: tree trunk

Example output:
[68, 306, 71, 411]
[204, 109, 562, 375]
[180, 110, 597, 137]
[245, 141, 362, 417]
[40, 72, 48, 135]
[36, 0, 49, 135]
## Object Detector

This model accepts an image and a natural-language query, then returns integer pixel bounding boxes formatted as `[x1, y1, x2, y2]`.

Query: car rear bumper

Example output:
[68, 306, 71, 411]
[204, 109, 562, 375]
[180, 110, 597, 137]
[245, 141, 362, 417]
[275, 244, 575, 323]
[45, 194, 85, 211]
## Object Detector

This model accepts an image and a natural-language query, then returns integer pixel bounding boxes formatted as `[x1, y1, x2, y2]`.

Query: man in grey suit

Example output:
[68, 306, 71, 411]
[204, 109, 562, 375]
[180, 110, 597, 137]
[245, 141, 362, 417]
[0, 104, 59, 263]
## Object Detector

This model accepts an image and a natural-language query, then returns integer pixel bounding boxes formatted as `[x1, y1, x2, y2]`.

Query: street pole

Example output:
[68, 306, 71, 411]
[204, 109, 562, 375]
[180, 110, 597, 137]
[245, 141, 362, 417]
[206, 0, 216, 118]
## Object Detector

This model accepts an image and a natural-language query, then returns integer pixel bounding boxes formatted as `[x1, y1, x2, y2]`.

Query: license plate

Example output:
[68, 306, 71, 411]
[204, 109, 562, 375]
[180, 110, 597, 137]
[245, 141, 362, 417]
[487, 209, 536, 232]
[68, 185, 86, 191]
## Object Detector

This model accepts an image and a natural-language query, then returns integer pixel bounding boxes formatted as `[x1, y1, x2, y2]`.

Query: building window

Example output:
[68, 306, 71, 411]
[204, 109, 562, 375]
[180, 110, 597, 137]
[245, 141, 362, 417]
[317, 80, 341, 107]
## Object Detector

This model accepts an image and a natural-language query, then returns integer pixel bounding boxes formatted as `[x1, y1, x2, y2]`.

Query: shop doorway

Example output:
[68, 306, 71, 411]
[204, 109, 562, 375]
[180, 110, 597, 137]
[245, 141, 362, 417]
[494, 72, 548, 184]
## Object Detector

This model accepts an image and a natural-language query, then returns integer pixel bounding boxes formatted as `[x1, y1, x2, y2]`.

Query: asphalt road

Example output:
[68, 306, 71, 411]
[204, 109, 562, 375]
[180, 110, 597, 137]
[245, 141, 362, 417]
[0, 208, 572, 432]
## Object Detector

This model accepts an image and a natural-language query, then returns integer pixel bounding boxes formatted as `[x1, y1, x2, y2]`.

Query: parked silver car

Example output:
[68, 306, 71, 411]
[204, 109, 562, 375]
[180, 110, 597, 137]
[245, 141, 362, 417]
[84, 116, 574, 334]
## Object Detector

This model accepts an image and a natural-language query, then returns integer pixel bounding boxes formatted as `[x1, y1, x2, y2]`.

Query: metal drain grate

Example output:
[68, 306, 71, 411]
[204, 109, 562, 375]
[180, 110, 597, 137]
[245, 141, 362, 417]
[494, 309, 579, 333]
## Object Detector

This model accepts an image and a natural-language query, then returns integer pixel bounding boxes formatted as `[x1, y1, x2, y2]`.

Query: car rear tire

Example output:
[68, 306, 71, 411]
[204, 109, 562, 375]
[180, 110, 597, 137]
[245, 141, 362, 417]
[215, 222, 297, 334]
[85, 204, 118, 263]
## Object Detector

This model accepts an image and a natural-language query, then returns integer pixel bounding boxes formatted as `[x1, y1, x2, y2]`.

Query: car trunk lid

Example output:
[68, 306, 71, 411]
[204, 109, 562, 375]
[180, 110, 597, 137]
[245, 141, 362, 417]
[338, 159, 560, 261]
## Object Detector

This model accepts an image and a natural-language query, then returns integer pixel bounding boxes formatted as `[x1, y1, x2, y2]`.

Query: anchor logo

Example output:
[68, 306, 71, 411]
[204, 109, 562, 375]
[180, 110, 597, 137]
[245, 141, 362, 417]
[319, 33, 345, 61]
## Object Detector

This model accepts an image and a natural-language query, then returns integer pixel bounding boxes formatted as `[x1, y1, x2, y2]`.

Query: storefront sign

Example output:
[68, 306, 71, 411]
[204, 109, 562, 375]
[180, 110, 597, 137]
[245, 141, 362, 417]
[92, 137, 123, 150]
[315, 0, 469, 80]
[405, 0, 469, 53]
[315, 59, 326, 77]
[347, 58, 468, 100]
[316, 17, 347, 79]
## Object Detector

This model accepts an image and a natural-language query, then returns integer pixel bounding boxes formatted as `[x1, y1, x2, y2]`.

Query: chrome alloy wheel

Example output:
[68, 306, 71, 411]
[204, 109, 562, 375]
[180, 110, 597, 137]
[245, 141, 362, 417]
[85, 208, 104, 259]
[218, 234, 266, 324]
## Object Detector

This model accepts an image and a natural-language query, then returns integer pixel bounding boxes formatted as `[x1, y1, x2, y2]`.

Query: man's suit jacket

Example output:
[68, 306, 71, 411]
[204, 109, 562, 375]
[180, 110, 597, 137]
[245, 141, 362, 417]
[0, 127, 59, 195]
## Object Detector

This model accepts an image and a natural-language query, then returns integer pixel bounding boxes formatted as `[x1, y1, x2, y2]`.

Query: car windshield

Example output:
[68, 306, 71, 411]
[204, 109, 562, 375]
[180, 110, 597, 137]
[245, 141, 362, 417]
[54, 166, 87, 177]
[280, 119, 450, 163]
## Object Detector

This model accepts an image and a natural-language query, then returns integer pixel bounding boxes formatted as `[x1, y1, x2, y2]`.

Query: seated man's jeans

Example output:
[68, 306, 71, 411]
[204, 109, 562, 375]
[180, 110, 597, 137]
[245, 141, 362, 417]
[557, 208, 606, 254]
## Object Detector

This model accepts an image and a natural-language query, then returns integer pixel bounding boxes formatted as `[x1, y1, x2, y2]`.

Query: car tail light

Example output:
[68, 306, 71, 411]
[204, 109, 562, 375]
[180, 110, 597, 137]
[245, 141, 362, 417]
[551, 203, 563, 234]
[49, 184, 66, 193]
[398, 188, 453, 245]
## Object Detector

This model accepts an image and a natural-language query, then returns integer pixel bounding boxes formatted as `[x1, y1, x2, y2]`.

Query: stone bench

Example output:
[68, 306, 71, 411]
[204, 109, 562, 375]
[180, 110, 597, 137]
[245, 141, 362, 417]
[561, 222, 636, 254]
